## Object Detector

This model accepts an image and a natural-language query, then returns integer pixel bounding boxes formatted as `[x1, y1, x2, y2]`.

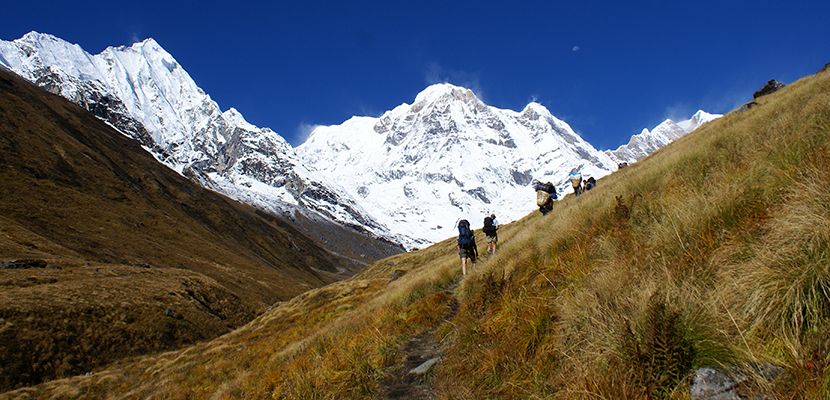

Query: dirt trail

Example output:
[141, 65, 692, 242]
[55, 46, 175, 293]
[377, 281, 461, 400]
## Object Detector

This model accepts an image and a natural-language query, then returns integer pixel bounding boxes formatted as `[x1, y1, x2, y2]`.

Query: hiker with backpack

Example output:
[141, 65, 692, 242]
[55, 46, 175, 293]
[569, 171, 583, 197]
[456, 219, 478, 275]
[482, 213, 499, 254]
[533, 180, 557, 215]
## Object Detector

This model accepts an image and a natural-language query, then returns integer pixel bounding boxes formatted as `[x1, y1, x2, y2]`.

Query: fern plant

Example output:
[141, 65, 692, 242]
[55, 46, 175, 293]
[622, 291, 694, 398]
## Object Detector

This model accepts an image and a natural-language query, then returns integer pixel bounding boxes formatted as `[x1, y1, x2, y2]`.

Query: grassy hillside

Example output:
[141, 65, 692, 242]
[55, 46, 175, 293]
[0, 67, 400, 392]
[2, 66, 829, 399]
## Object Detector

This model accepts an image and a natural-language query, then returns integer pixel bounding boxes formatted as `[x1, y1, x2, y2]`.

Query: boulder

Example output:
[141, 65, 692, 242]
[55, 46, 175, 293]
[738, 101, 759, 114]
[690, 364, 783, 400]
[690, 368, 741, 400]
[753, 80, 785, 99]
[0, 259, 48, 269]
[164, 309, 184, 319]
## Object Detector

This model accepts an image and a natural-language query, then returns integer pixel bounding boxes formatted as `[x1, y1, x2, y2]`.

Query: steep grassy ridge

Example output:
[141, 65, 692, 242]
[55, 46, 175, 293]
[433, 66, 830, 398]
[2, 67, 829, 398]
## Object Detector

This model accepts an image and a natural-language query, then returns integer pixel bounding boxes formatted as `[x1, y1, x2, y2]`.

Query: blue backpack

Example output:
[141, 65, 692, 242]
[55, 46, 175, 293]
[457, 219, 474, 245]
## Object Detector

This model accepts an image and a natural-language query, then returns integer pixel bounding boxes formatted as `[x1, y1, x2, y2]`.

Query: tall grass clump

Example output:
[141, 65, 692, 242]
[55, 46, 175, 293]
[620, 291, 693, 398]
[725, 167, 830, 339]
[704, 72, 830, 397]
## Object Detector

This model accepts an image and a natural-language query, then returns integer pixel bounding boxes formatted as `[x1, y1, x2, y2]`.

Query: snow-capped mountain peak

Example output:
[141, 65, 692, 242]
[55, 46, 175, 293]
[412, 83, 484, 108]
[297, 84, 618, 246]
[0, 31, 392, 244]
[677, 110, 722, 132]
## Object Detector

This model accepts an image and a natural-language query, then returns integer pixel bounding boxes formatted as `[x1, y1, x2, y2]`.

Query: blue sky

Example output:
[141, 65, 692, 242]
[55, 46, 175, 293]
[3, 1, 829, 150]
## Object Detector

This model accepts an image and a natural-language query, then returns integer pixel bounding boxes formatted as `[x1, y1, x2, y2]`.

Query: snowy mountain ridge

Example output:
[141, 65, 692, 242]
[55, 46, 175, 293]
[0, 32, 719, 249]
[0, 31, 391, 241]
[606, 110, 723, 164]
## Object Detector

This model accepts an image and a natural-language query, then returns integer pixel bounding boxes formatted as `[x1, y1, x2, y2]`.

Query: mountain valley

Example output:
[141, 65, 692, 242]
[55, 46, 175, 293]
[1, 62, 827, 399]
[6, 29, 824, 399]
[0, 66, 397, 391]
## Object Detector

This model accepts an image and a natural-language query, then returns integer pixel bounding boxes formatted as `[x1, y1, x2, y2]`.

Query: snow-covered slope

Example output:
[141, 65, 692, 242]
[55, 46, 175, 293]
[0, 31, 389, 239]
[677, 110, 722, 132]
[606, 110, 722, 164]
[296, 84, 618, 246]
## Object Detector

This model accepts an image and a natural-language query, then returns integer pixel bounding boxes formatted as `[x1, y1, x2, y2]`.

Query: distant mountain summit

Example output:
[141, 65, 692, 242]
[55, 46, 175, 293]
[606, 110, 722, 163]
[678, 110, 722, 132]
[297, 83, 619, 246]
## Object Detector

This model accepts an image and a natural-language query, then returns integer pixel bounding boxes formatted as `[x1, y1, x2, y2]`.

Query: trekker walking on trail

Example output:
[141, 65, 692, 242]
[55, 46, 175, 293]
[456, 219, 477, 275]
[569, 171, 583, 197]
[482, 213, 499, 254]
[533, 180, 557, 215]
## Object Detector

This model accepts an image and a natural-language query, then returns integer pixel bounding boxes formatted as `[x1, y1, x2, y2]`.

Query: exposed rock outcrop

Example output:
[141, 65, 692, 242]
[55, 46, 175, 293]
[0, 259, 48, 269]
[753, 80, 785, 99]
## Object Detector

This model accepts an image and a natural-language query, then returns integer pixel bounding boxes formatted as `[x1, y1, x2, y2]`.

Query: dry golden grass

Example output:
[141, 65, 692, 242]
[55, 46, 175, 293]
[3, 69, 830, 399]
[437, 69, 830, 398]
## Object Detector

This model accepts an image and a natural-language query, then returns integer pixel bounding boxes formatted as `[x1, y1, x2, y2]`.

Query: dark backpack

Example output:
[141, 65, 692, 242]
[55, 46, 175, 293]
[457, 219, 474, 245]
[482, 217, 496, 235]
[546, 182, 558, 200]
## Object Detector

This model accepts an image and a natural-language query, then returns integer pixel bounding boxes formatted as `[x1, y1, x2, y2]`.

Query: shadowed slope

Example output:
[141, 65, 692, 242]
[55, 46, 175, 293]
[0, 66, 377, 391]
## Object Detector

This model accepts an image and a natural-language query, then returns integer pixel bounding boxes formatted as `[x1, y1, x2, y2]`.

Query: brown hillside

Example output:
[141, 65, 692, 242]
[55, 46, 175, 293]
[0, 66, 393, 391]
[4, 66, 827, 399]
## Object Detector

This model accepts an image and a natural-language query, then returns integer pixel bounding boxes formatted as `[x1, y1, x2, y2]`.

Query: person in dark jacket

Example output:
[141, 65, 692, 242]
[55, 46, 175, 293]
[584, 176, 596, 191]
[483, 213, 499, 254]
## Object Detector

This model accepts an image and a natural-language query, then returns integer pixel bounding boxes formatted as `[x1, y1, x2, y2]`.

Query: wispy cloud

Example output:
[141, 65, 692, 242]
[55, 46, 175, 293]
[424, 61, 485, 102]
[355, 102, 384, 118]
[709, 89, 752, 114]
[695, 80, 757, 117]
[295, 122, 321, 145]
[663, 103, 693, 123]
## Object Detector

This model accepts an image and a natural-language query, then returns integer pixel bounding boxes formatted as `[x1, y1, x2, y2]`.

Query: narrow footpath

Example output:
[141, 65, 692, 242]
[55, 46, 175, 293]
[377, 280, 461, 400]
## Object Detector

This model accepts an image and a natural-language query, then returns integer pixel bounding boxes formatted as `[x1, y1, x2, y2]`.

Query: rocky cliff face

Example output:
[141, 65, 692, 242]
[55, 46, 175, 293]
[0, 32, 393, 241]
